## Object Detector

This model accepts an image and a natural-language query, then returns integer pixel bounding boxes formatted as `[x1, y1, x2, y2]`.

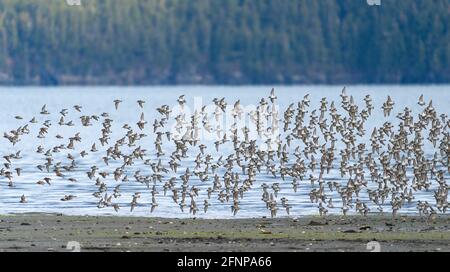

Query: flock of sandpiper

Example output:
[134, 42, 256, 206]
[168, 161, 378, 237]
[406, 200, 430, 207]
[2, 88, 449, 218]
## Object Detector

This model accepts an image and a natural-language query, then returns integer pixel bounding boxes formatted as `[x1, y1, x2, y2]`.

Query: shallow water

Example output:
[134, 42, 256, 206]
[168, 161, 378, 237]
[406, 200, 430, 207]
[0, 85, 448, 218]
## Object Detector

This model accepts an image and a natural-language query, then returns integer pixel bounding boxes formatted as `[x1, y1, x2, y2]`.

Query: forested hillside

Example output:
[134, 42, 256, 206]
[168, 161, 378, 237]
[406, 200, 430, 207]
[0, 0, 448, 85]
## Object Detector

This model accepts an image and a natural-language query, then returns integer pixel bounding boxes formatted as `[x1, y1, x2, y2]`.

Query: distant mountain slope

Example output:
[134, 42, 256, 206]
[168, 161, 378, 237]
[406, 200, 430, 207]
[0, 0, 448, 85]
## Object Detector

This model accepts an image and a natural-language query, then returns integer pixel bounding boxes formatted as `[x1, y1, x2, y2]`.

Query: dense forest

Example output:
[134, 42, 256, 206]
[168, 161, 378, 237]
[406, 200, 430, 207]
[0, 0, 448, 85]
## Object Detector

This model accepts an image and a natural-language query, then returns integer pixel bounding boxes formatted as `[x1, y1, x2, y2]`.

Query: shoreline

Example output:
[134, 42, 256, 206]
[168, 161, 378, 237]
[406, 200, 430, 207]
[0, 213, 448, 252]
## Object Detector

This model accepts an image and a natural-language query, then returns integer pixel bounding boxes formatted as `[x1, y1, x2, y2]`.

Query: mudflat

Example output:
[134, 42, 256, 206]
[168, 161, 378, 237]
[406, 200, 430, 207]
[0, 213, 448, 252]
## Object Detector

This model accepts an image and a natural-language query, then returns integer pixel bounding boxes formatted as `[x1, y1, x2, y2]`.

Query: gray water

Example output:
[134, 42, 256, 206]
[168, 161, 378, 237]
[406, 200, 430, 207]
[0, 85, 448, 218]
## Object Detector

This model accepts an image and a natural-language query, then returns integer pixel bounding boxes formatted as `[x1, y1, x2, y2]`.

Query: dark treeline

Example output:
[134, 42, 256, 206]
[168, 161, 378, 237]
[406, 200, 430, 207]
[0, 0, 448, 85]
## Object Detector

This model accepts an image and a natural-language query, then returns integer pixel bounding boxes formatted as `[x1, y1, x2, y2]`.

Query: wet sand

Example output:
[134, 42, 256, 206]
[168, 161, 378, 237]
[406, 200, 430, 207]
[0, 213, 448, 252]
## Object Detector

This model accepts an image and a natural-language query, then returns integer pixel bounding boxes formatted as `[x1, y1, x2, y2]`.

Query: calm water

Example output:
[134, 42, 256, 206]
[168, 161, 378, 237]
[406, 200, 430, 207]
[0, 85, 448, 218]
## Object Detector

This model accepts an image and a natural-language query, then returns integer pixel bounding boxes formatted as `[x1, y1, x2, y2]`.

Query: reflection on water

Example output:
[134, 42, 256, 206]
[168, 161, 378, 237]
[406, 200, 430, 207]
[0, 85, 448, 218]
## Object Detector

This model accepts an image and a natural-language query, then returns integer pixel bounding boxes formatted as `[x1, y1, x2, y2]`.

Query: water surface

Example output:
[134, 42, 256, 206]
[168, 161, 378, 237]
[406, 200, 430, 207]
[0, 85, 448, 218]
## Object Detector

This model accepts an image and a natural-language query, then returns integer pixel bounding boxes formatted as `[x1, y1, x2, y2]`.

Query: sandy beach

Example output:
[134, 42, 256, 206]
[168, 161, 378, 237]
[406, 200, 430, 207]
[0, 213, 448, 252]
